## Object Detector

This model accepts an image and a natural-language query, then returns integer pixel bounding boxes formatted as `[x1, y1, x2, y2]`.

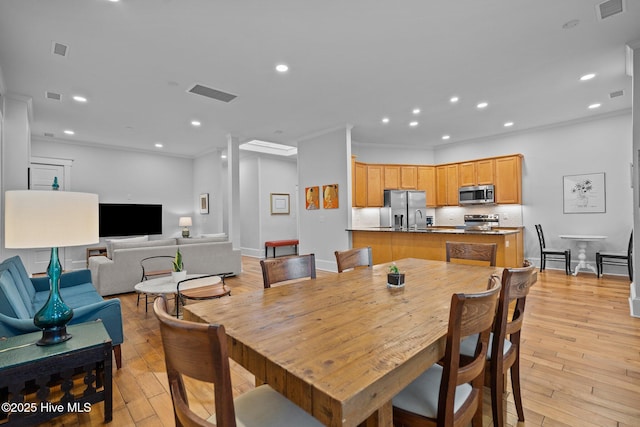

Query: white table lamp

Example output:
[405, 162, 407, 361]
[4, 190, 99, 345]
[179, 216, 192, 238]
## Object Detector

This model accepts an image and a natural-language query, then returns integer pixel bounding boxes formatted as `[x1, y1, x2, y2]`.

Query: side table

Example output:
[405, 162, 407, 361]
[86, 246, 107, 267]
[0, 320, 112, 425]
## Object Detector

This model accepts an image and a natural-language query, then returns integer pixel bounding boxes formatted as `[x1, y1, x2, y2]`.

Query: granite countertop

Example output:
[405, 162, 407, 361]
[348, 226, 522, 235]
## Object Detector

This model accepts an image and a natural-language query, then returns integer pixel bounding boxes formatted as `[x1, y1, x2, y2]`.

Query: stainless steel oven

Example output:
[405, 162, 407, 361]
[458, 184, 495, 205]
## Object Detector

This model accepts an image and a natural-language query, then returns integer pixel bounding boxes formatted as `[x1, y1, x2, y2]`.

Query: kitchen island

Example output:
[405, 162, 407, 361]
[349, 227, 523, 267]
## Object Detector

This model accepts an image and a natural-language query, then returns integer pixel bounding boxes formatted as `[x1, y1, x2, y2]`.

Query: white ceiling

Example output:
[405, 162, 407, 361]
[0, 0, 638, 157]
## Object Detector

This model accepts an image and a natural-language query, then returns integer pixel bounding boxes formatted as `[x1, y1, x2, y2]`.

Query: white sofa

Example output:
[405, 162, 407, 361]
[88, 236, 242, 296]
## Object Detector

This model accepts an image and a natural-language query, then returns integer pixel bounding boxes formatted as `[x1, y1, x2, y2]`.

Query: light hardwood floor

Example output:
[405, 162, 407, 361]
[40, 256, 639, 427]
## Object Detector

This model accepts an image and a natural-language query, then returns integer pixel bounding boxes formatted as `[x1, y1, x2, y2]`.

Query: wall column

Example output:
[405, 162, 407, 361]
[629, 40, 640, 317]
[226, 134, 241, 250]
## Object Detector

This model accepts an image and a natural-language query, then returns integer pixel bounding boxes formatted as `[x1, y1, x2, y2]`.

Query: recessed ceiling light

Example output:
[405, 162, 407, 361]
[63, 130, 74, 135]
[504, 121, 514, 127]
[191, 120, 201, 127]
[275, 64, 289, 73]
[476, 102, 488, 109]
[72, 95, 87, 103]
[108, 0, 120, 3]
[442, 135, 450, 140]
[562, 19, 580, 30]
[155, 143, 164, 148]
[221, 154, 228, 159]
[381, 117, 390, 124]
[409, 121, 419, 127]
[588, 103, 601, 109]
[450, 96, 459, 103]
[580, 73, 596, 81]
[412, 108, 421, 115]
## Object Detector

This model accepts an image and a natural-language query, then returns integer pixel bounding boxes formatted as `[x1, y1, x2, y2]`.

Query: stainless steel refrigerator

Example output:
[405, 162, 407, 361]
[380, 190, 427, 229]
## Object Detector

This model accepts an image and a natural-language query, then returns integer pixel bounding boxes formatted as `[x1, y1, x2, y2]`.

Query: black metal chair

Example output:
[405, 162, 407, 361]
[535, 224, 571, 275]
[596, 231, 633, 280]
[138, 256, 176, 312]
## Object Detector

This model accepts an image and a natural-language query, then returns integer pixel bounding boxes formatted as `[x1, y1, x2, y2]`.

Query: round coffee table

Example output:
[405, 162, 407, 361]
[134, 274, 222, 313]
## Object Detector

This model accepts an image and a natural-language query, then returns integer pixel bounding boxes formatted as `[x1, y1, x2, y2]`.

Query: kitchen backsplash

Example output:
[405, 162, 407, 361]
[352, 204, 523, 228]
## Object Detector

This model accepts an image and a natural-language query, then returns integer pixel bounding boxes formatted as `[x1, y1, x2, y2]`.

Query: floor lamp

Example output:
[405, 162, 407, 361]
[4, 190, 99, 345]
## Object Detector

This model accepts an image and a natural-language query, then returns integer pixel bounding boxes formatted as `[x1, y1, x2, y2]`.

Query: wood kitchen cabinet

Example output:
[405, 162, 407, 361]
[366, 164, 385, 207]
[384, 165, 400, 189]
[400, 166, 417, 189]
[436, 164, 459, 206]
[353, 160, 367, 207]
[417, 166, 436, 207]
[495, 155, 522, 204]
[459, 159, 494, 186]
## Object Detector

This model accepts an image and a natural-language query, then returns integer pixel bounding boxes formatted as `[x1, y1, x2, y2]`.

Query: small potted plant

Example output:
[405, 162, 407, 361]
[387, 263, 405, 287]
[171, 248, 187, 282]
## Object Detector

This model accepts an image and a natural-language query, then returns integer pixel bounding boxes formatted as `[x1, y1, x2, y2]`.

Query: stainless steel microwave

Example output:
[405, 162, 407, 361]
[458, 184, 495, 205]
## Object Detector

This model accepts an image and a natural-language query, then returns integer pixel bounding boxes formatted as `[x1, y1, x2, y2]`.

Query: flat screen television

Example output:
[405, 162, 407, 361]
[99, 203, 163, 237]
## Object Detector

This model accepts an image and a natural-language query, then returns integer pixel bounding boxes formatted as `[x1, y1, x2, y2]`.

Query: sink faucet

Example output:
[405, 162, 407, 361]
[414, 209, 423, 228]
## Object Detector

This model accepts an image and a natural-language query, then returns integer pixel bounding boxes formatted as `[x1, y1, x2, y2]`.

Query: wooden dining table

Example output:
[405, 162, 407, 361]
[183, 258, 501, 427]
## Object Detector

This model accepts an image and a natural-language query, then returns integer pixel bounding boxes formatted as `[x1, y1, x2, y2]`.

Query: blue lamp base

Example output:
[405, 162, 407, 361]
[34, 247, 74, 346]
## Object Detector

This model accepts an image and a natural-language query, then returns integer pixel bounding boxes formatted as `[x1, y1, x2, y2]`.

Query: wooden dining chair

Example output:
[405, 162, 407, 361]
[260, 254, 316, 288]
[153, 297, 323, 427]
[459, 260, 537, 427]
[392, 277, 501, 427]
[445, 241, 497, 267]
[334, 247, 372, 273]
[535, 224, 571, 275]
[596, 230, 633, 280]
[175, 273, 232, 318]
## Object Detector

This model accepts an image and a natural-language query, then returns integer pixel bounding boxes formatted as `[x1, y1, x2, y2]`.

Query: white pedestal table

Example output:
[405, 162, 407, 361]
[559, 234, 607, 276]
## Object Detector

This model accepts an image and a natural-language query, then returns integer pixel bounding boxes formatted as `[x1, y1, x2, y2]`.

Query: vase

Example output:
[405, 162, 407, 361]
[387, 273, 405, 287]
[172, 270, 187, 282]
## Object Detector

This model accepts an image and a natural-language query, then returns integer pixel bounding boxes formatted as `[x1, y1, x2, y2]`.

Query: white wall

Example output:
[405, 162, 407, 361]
[239, 153, 298, 258]
[193, 150, 225, 234]
[435, 112, 633, 271]
[30, 139, 197, 270]
[297, 127, 351, 271]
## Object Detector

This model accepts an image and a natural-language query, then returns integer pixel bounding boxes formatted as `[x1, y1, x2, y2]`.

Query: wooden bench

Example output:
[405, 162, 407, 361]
[264, 239, 299, 258]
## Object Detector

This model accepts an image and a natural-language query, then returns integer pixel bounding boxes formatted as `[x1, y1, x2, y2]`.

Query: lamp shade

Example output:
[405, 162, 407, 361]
[5, 190, 99, 249]
[179, 216, 192, 227]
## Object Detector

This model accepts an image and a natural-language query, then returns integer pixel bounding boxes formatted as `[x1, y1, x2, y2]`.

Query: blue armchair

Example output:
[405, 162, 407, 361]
[0, 255, 123, 368]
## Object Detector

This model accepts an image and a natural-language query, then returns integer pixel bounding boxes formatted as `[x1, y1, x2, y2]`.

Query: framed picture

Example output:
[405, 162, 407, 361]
[270, 193, 290, 215]
[200, 193, 209, 214]
[563, 172, 606, 214]
[323, 184, 339, 209]
[305, 186, 319, 210]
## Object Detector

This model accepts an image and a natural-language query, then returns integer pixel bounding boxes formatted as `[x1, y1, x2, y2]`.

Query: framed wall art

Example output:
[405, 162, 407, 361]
[199, 193, 209, 214]
[323, 184, 339, 209]
[270, 193, 290, 215]
[305, 186, 319, 210]
[563, 172, 606, 214]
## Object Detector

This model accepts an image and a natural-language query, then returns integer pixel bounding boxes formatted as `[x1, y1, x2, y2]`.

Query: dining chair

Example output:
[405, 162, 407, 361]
[535, 224, 571, 275]
[153, 297, 323, 427]
[260, 254, 316, 288]
[460, 260, 537, 427]
[334, 246, 372, 273]
[175, 273, 232, 318]
[138, 255, 175, 312]
[596, 230, 633, 280]
[445, 241, 497, 266]
[392, 277, 501, 427]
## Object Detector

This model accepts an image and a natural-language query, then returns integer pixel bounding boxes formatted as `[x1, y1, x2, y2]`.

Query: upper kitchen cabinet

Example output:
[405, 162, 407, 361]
[353, 159, 368, 207]
[459, 159, 494, 186]
[494, 155, 522, 204]
[383, 165, 417, 190]
[417, 166, 436, 207]
[366, 164, 385, 207]
[436, 164, 459, 206]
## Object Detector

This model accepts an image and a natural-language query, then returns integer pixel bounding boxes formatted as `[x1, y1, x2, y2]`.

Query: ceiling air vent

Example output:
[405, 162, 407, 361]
[52, 41, 69, 57]
[597, 0, 624, 20]
[609, 90, 624, 98]
[46, 91, 61, 101]
[188, 84, 237, 103]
